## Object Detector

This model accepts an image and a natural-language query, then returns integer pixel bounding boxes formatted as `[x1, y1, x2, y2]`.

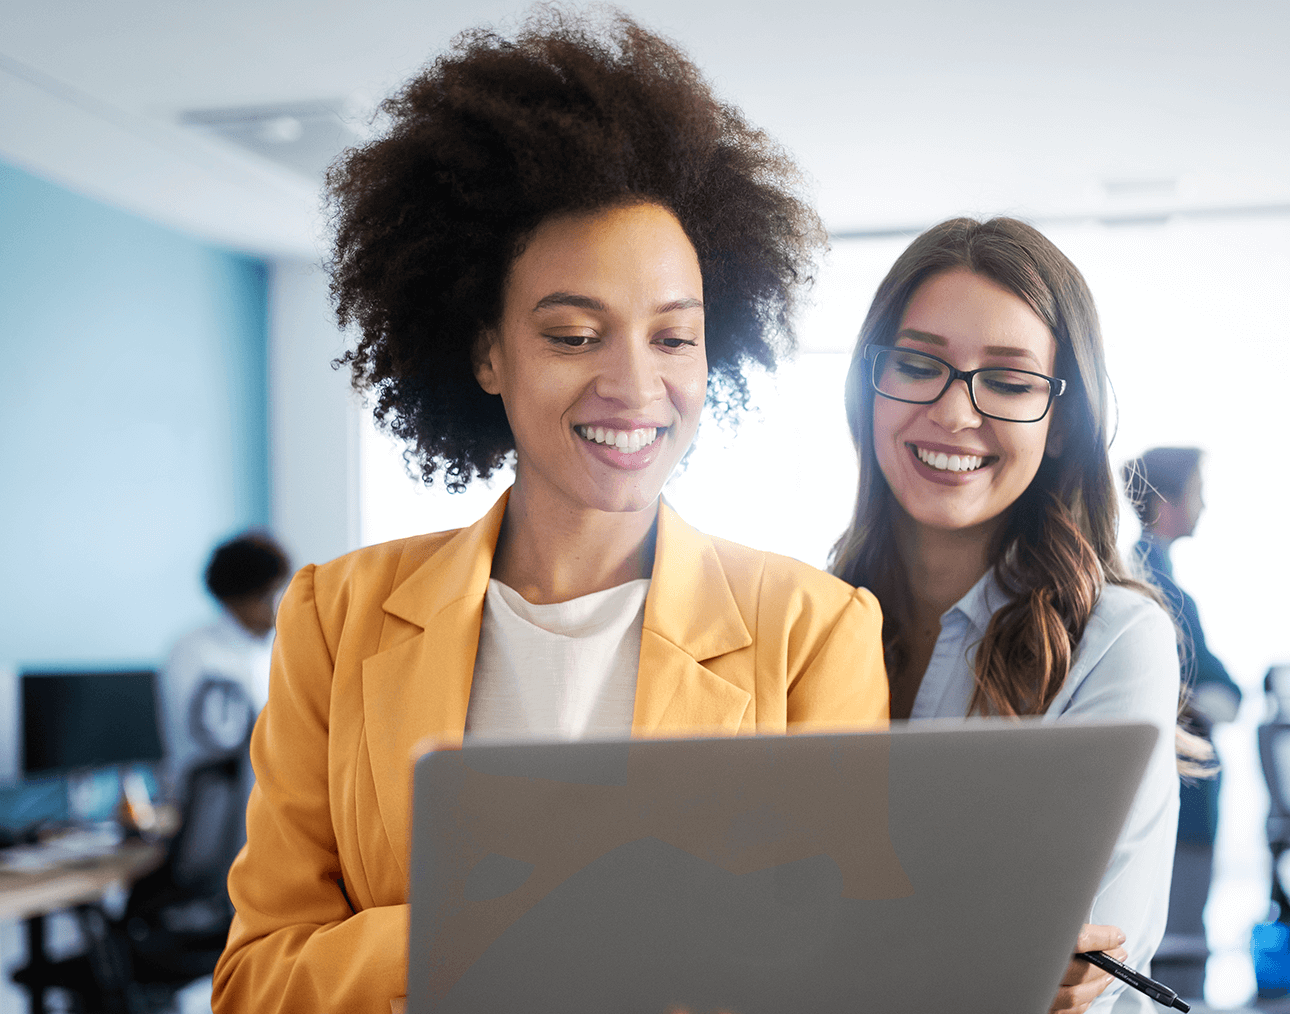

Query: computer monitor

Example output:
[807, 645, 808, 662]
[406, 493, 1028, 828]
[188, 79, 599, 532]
[21, 670, 164, 776]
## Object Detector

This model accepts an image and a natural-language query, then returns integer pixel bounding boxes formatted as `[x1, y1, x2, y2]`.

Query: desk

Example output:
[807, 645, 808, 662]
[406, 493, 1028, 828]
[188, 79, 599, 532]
[1, 837, 165, 1013]
[0, 839, 164, 922]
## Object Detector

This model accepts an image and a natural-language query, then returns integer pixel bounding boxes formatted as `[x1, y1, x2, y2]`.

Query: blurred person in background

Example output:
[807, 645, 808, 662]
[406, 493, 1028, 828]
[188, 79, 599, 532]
[1124, 446, 1241, 998]
[160, 532, 291, 804]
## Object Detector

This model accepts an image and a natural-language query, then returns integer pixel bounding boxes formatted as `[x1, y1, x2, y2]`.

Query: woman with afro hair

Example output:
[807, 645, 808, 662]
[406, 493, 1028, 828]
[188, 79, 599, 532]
[213, 9, 887, 1012]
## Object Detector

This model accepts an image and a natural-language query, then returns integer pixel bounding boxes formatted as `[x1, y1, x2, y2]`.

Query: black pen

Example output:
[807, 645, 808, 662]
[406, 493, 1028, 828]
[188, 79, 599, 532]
[1078, 950, 1190, 1012]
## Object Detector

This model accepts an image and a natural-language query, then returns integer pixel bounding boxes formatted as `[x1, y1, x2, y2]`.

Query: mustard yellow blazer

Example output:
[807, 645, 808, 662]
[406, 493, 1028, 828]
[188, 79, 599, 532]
[213, 493, 887, 1013]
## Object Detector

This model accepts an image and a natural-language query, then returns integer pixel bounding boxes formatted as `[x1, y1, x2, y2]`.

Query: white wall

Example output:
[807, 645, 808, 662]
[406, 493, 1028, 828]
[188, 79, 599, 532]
[269, 259, 361, 571]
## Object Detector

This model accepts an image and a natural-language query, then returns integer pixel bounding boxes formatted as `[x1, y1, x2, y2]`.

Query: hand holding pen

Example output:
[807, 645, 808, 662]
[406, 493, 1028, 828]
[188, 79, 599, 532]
[1078, 950, 1190, 1012]
[1050, 924, 1129, 1014]
[1052, 923, 1190, 1013]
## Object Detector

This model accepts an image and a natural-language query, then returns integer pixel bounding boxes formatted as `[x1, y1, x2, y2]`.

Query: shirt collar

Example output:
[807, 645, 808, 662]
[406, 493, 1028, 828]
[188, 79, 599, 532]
[943, 567, 1010, 636]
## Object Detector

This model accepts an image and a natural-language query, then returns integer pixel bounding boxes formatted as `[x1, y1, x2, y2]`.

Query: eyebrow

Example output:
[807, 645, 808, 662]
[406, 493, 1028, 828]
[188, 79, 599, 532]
[533, 292, 604, 312]
[657, 297, 704, 313]
[532, 292, 704, 314]
[896, 329, 1044, 366]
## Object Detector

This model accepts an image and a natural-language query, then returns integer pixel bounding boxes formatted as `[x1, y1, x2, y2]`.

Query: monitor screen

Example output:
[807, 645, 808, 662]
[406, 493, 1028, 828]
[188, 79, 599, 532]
[21, 670, 164, 775]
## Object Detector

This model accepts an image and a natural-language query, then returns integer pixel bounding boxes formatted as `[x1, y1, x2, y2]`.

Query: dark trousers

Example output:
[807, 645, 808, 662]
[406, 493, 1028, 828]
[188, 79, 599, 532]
[1154, 841, 1214, 1000]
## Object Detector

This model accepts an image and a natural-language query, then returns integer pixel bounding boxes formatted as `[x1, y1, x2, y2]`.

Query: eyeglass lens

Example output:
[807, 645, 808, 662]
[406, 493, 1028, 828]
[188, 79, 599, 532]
[872, 348, 1053, 422]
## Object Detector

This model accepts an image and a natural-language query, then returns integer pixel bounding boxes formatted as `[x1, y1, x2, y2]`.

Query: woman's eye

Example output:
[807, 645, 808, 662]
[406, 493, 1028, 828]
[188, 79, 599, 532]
[894, 360, 940, 380]
[981, 374, 1035, 396]
[656, 333, 698, 349]
[546, 333, 595, 348]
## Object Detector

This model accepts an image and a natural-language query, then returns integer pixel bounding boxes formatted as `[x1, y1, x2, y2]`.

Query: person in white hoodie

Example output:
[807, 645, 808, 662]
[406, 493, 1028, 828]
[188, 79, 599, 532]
[160, 532, 290, 804]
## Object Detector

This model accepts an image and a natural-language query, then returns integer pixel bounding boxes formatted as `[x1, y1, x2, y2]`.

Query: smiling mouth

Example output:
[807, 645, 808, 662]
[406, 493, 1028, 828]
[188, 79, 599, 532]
[576, 425, 662, 454]
[911, 444, 993, 473]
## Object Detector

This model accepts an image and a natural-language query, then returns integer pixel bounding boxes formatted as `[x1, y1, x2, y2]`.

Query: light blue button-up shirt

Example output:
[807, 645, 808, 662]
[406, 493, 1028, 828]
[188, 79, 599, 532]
[911, 571, 1182, 1013]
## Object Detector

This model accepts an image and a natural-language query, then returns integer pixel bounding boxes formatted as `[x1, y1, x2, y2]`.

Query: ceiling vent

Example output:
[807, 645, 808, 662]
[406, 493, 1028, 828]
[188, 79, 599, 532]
[1102, 178, 1178, 199]
[179, 101, 367, 179]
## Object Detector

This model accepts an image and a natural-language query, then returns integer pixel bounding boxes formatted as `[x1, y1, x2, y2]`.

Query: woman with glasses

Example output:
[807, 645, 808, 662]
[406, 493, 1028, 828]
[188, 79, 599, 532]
[831, 218, 1198, 1013]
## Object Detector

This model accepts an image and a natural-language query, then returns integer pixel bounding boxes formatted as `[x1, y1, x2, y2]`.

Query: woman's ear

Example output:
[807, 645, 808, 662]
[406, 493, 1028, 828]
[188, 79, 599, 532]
[473, 330, 502, 395]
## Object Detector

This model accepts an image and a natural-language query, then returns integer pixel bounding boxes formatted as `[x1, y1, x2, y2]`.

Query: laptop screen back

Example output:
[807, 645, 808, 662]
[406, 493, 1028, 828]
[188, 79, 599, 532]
[407, 719, 1156, 1014]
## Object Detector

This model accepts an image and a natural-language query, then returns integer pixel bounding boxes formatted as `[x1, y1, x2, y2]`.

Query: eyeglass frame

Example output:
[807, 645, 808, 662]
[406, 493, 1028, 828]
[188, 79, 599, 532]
[862, 345, 1067, 424]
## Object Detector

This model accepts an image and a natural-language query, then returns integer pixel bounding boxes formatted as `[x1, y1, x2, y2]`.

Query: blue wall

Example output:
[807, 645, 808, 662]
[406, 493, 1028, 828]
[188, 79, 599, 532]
[0, 160, 269, 676]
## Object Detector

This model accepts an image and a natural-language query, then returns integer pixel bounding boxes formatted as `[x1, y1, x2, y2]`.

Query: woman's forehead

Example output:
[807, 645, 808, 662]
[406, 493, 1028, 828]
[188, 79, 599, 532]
[503, 203, 703, 317]
[898, 268, 1057, 373]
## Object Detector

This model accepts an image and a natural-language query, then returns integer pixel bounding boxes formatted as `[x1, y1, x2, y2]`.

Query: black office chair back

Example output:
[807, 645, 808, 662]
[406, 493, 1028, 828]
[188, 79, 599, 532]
[111, 746, 252, 1007]
[168, 753, 247, 896]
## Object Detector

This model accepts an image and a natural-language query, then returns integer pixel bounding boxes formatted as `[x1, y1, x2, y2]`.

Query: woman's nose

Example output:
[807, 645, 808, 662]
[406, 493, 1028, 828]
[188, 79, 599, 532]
[926, 378, 982, 431]
[597, 338, 665, 407]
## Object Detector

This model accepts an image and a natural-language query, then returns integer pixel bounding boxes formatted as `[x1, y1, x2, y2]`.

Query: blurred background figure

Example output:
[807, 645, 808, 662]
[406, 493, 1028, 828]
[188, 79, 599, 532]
[1124, 446, 1242, 999]
[160, 532, 291, 805]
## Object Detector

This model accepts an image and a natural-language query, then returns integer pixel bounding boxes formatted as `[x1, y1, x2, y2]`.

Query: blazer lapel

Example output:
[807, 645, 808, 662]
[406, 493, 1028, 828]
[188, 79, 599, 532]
[633, 501, 754, 736]
[361, 490, 509, 878]
[359, 492, 751, 877]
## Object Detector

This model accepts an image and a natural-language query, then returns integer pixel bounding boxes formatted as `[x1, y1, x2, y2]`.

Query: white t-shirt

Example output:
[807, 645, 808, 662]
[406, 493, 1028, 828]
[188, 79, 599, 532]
[464, 578, 649, 741]
[160, 612, 271, 800]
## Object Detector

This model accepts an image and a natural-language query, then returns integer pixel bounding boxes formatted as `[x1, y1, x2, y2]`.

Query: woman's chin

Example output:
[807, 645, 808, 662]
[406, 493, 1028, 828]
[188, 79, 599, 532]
[581, 482, 668, 516]
[889, 490, 1009, 541]
[514, 472, 668, 518]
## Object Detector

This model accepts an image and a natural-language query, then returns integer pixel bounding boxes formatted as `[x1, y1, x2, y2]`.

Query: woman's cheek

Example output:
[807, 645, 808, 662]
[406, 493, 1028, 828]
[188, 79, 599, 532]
[871, 400, 909, 488]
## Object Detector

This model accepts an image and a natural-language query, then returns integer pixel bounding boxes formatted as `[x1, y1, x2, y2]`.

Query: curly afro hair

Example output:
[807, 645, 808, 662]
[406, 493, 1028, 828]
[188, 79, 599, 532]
[328, 6, 826, 491]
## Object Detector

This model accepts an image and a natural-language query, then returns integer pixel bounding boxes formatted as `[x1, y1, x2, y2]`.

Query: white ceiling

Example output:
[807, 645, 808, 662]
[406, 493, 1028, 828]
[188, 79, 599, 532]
[2, 0, 1287, 258]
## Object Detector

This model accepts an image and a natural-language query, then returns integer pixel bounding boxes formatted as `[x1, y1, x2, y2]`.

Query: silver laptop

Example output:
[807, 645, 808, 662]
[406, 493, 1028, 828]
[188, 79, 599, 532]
[407, 719, 1156, 1014]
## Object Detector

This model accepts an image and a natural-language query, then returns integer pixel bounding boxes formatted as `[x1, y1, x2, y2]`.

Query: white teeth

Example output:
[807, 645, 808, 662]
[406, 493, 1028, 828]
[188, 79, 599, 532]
[916, 446, 984, 472]
[577, 426, 660, 453]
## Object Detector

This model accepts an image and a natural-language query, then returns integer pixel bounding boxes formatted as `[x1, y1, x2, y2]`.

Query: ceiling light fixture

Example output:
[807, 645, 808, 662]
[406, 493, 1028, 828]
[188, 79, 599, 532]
[180, 101, 364, 179]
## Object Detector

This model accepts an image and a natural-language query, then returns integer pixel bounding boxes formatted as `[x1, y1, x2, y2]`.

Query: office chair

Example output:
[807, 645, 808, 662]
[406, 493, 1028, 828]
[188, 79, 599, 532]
[118, 750, 249, 1008]
[1255, 664, 1290, 996]
[1261, 667, 1290, 915]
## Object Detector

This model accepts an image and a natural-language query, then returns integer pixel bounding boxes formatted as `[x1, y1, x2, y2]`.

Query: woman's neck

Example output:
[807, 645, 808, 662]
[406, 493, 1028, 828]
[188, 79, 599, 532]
[895, 512, 998, 625]
[1143, 524, 1175, 552]
[489, 478, 658, 604]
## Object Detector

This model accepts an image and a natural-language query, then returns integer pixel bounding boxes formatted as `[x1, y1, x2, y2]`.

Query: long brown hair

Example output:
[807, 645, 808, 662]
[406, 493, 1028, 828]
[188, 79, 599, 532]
[831, 219, 1211, 768]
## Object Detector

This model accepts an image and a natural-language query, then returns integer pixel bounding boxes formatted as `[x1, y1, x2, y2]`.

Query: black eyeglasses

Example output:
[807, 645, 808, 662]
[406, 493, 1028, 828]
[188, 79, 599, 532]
[863, 346, 1066, 423]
